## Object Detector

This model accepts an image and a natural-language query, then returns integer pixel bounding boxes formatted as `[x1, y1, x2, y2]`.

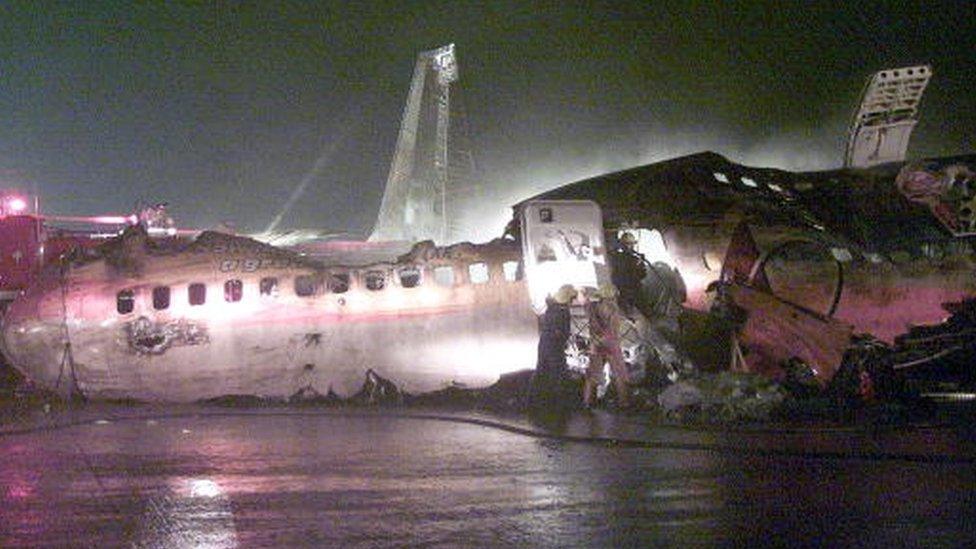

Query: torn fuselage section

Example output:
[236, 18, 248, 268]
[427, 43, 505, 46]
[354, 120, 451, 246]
[897, 160, 976, 236]
[2, 225, 542, 401]
[514, 199, 696, 397]
[514, 152, 976, 406]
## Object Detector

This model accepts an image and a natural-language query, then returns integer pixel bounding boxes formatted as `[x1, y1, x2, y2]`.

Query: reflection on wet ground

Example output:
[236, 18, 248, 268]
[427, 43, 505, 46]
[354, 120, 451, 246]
[2, 406, 976, 547]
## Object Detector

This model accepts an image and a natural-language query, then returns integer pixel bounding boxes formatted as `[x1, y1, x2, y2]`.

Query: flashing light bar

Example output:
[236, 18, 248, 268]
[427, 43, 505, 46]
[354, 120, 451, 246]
[42, 214, 139, 225]
[0, 195, 200, 237]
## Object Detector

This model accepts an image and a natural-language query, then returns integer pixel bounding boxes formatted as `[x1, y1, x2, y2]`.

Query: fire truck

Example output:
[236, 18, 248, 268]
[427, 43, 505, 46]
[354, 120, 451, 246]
[0, 191, 180, 308]
[0, 193, 45, 305]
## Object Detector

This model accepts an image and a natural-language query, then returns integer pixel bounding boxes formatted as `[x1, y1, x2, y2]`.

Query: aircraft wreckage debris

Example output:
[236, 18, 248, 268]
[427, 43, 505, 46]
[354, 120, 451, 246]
[0, 349, 969, 428]
[4, 152, 976, 421]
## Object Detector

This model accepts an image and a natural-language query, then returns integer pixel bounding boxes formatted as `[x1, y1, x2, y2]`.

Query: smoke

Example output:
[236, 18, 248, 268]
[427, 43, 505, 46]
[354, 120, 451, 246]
[453, 123, 848, 243]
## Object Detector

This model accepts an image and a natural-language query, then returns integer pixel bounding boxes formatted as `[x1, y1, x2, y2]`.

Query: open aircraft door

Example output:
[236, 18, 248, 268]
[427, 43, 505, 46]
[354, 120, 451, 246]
[519, 200, 609, 314]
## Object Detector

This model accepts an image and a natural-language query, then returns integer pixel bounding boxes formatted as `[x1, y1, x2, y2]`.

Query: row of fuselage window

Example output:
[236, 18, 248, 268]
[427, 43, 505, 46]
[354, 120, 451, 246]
[115, 260, 524, 314]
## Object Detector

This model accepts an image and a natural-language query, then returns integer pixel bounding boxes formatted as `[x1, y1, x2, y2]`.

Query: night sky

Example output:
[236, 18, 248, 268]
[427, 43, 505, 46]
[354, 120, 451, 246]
[2, 1, 974, 238]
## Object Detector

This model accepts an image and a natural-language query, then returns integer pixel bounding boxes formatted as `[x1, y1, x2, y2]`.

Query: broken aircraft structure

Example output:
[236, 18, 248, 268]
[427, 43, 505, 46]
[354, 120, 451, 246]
[0, 228, 540, 401]
[0, 43, 508, 402]
[5, 150, 975, 402]
[2, 60, 972, 403]
[514, 150, 976, 393]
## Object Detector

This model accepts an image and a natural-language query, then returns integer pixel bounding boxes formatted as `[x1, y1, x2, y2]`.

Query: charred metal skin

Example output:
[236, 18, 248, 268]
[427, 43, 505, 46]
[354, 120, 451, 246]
[0, 228, 539, 401]
[518, 153, 976, 338]
[123, 316, 210, 355]
[516, 153, 976, 383]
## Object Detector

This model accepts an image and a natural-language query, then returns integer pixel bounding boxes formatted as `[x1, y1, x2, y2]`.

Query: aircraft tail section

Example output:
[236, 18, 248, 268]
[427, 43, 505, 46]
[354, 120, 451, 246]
[369, 44, 479, 244]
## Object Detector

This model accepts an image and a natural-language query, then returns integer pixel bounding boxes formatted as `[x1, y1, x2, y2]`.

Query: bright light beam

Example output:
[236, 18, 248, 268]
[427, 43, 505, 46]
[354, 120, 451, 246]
[264, 127, 352, 235]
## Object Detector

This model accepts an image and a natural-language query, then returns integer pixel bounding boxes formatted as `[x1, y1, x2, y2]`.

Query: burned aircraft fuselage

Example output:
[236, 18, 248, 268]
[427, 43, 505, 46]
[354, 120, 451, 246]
[0, 229, 538, 401]
[517, 152, 976, 383]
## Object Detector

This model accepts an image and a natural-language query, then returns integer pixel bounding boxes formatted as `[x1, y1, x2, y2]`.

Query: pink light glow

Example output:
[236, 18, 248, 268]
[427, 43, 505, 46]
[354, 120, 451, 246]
[8, 197, 27, 212]
[90, 215, 135, 225]
[8, 480, 33, 499]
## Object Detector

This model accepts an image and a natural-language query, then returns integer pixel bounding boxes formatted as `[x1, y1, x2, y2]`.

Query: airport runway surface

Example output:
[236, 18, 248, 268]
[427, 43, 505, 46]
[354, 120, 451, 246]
[2, 406, 976, 547]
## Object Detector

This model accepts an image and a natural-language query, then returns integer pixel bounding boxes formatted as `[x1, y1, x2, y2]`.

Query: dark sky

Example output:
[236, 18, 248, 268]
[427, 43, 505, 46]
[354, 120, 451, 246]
[2, 1, 974, 237]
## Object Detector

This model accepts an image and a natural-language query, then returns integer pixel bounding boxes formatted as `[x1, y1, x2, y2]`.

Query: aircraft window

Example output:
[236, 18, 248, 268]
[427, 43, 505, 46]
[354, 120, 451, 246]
[398, 266, 421, 288]
[328, 272, 349, 294]
[433, 266, 455, 287]
[468, 262, 489, 284]
[365, 270, 386, 291]
[224, 279, 243, 302]
[295, 275, 319, 297]
[152, 286, 170, 310]
[260, 277, 279, 297]
[713, 172, 730, 183]
[740, 176, 758, 188]
[502, 261, 521, 282]
[117, 289, 135, 314]
[188, 283, 206, 306]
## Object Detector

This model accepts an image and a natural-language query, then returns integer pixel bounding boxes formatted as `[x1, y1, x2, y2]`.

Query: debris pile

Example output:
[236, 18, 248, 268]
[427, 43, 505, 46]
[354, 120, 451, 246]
[819, 298, 976, 404]
[350, 369, 405, 406]
[826, 335, 898, 402]
[891, 298, 976, 389]
[656, 372, 788, 422]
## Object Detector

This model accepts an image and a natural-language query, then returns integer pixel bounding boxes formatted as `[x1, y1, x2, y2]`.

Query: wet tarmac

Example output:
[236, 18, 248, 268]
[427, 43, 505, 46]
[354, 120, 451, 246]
[2, 405, 976, 547]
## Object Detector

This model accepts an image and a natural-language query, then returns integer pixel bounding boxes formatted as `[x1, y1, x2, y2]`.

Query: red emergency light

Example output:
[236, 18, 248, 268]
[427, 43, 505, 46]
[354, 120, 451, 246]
[8, 197, 26, 213]
[1, 194, 31, 216]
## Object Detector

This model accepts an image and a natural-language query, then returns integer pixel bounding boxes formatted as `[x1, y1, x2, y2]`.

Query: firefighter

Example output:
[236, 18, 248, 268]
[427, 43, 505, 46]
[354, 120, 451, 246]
[582, 284, 631, 409]
[609, 232, 648, 317]
[529, 284, 577, 410]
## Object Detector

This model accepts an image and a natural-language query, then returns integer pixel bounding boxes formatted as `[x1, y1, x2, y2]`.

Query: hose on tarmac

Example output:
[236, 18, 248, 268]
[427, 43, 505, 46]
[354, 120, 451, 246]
[1, 408, 974, 465]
